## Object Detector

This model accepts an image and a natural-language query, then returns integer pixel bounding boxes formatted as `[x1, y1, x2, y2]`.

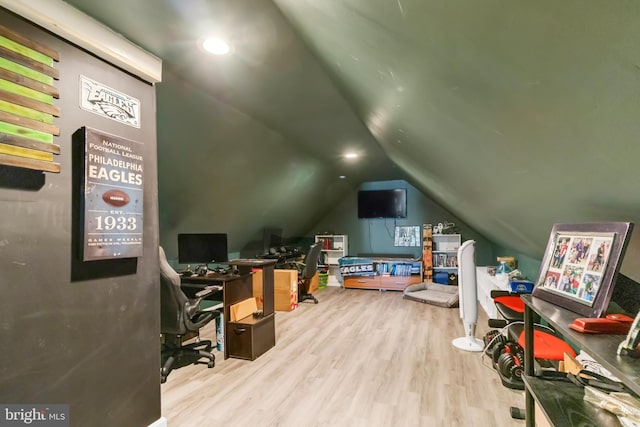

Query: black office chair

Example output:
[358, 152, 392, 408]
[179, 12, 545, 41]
[159, 246, 220, 383]
[295, 243, 322, 304]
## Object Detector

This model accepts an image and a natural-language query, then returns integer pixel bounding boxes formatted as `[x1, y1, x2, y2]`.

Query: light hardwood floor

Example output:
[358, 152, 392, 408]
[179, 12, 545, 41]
[162, 286, 525, 427]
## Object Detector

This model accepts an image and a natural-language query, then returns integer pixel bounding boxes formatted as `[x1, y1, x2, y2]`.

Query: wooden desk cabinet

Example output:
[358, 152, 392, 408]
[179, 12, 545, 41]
[181, 258, 277, 361]
[521, 295, 640, 427]
[227, 259, 277, 360]
[227, 313, 275, 361]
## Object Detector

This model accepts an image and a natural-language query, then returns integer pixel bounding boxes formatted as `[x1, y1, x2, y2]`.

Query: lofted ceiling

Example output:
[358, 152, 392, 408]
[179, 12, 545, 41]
[62, 0, 640, 271]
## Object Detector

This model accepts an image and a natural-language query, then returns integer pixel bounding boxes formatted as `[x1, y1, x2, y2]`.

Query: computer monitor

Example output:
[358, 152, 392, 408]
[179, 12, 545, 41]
[178, 233, 228, 265]
[263, 227, 283, 253]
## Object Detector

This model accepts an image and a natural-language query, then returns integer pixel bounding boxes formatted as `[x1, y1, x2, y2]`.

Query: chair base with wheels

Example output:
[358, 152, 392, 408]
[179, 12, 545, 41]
[161, 328, 216, 383]
[299, 291, 318, 304]
[161, 332, 216, 383]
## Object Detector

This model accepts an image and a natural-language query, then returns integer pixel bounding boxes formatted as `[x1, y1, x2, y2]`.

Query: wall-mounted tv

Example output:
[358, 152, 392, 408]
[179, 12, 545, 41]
[358, 189, 407, 219]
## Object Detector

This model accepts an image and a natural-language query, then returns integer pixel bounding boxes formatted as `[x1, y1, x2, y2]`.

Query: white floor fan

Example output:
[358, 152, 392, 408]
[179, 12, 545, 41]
[452, 239, 485, 352]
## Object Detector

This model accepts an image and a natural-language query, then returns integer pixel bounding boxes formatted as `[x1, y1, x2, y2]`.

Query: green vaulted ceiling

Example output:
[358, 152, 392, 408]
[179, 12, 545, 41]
[63, 0, 640, 275]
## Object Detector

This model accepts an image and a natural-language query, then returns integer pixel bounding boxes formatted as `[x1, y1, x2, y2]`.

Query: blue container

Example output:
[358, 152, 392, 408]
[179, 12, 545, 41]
[509, 280, 534, 294]
[434, 271, 449, 284]
[215, 313, 224, 352]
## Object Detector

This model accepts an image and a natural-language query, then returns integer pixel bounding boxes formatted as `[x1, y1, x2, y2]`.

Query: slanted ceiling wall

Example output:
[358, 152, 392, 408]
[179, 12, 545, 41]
[156, 68, 356, 261]
[59, 1, 640, 281]
[273, 0, 640, 282]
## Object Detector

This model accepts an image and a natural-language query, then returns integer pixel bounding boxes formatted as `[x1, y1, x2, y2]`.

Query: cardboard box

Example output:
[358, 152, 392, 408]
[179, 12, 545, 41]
[307, 271, 319, 294]
[230, 298, 257, 321]
[253, 269, 299, 312]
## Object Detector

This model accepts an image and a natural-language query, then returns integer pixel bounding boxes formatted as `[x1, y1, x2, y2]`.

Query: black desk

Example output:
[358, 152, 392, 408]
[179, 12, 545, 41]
[229, 259, 277, 315]
[180, 259, 277, 361]
[260, 250, 302, 267]
[180, 272, 228, 301]
[522, 295, 640, 427]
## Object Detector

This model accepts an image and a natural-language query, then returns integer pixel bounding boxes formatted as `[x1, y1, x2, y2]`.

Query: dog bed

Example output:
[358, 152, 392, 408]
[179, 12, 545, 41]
[403, 282, 459, 308]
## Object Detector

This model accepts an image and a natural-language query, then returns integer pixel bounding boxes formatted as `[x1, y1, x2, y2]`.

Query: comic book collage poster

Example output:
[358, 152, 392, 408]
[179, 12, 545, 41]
[538, 232, 615, 306]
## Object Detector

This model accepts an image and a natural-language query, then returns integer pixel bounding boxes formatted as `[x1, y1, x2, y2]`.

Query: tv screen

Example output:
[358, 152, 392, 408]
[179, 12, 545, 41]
[178, 233, 228, 264]
[358, 189, 407, 219]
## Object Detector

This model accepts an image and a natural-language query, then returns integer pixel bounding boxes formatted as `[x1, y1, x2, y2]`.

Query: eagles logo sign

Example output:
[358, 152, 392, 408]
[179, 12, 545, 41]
[80, 75, 141, 128]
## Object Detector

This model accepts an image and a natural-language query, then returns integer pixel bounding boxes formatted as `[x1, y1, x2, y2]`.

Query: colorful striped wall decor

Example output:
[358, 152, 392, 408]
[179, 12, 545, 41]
[0, 24, 60, 173]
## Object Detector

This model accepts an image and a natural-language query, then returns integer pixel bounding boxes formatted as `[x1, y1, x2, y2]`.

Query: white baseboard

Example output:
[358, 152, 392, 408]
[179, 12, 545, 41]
[148, 417, 167, 427]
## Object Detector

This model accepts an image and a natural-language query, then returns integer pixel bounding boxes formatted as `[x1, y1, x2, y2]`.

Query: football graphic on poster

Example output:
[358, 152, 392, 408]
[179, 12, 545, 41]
[102, 189, 130, 207]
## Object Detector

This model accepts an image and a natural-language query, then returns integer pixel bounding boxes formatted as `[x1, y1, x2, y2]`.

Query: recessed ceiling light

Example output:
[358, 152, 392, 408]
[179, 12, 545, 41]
[201, 37, 231, 55]
[344, 153, 358, 159]
[339, 175, 346, 179]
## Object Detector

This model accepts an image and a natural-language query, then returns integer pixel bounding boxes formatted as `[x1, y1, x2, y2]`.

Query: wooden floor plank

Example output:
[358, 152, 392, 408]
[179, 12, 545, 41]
[161, 286, 525, 426]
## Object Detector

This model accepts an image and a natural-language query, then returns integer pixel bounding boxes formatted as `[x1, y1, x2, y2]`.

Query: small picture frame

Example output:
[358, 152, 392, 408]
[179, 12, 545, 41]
[394, 225, 421, 247]
[532, 222, 633, 318]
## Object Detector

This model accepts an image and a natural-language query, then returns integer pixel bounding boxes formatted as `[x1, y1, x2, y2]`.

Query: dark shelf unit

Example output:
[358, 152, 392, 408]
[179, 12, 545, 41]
[227, 259, 277, 360]
[522, 294, 640, 427]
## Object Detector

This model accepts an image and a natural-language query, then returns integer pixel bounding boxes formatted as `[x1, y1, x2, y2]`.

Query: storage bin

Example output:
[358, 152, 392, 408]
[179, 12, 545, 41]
[509, 279, 534, 293]
[318, 272, 329, 288]
[434, 271, 449, 284]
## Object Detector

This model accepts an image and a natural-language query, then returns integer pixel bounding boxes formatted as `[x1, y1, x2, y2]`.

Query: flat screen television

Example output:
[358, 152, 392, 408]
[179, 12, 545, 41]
[178, 233, 228, 264]
[358, 189, 407, 219]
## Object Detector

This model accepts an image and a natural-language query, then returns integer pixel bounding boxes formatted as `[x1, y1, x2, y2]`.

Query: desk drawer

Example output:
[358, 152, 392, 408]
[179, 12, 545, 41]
[379, 275, 418, 290]
[344, 275, 379, 289]
[227, 313, 275, 361]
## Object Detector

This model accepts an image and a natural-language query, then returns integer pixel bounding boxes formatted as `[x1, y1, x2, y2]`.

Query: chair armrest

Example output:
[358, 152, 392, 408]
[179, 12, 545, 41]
[490, 290, 514, 299]
[490, 289, 531, 299]
[195, 285, 222, 298]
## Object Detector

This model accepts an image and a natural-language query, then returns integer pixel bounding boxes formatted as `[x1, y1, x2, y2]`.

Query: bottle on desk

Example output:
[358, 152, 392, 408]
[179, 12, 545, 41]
[496, 261, 512, 288]
[216, 314, 224, 352]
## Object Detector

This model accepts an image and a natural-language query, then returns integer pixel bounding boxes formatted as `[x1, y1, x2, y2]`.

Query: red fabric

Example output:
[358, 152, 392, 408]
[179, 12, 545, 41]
[518, 329, 576, 360]
[494, 295, 525, 313]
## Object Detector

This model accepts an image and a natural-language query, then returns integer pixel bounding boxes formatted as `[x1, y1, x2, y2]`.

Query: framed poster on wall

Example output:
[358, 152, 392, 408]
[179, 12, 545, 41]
[394, 225, 421, 247]
[80, 126, 144, 261]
